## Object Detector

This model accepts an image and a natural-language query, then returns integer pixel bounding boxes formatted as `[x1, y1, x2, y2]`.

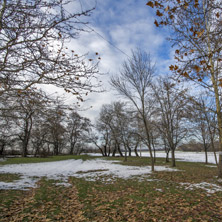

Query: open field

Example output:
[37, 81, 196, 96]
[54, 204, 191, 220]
[0, 155, 222, 221]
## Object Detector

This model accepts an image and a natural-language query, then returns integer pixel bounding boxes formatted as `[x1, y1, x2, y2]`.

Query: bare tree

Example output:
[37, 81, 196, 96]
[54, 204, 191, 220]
[44, 98, 67, 155]
[191, 95, 219, 165]
[97, 103, 124, 157]
[11, 90, 49, 157]
[67, 111, 91, 155]
[110, 49, 156, 171]
[152, 77, 190, 167]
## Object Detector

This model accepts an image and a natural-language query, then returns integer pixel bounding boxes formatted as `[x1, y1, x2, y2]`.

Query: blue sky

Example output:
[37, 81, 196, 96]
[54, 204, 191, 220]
[64, 0, 175, 121]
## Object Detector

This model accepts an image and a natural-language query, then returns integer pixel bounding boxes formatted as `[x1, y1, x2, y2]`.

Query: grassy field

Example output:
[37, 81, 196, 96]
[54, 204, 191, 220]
[0, 156, 222, 221]
[0, 154, 97, 165]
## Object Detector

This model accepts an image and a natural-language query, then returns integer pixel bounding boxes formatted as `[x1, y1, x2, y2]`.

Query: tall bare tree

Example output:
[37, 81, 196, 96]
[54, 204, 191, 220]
[11, 90, 49, 157]
[110, 49, 156, 171]
[191, 95, 218, 165]
[152, 77, 190, 167]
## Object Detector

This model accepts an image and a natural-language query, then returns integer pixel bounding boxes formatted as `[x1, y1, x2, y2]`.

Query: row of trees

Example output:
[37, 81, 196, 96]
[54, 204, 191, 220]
[0, 92, 92, 157]
[92, 50, 219, 170]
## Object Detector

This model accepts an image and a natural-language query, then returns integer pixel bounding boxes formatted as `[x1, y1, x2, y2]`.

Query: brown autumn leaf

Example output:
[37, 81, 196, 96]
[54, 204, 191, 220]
[182, 72, 189, 78]
[200, 60, 206, 65]
[156, 10, 163, 16]
[174, 65, 179, 70]
[216, 12, 220, 18]
[169, 65, 174, 70]
[154, 1, 163, 7]
[184, 2, 189, 9]
[146, 1, 154, 8]
[169, 14, 174, 20]
[175, 49, 180, 54]
[165, 6, 170, 12]
[194, 0, 199, 8]
[197, 30, 204, 37]
[154, 20, 159, 27]
[174, 56, 180, 61]
[193, 65, 201, 72]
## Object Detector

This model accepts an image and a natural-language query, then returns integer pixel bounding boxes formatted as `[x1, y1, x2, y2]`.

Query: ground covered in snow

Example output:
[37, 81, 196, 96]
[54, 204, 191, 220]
[0, 158, 178, 190]
[90, 151, 219, 164]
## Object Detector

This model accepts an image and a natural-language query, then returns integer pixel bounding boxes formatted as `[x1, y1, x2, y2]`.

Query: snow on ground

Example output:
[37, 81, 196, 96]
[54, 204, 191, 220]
[180, 182, 222, 194]
[89, 151, 219, 164]
[0, 158, 178, 190]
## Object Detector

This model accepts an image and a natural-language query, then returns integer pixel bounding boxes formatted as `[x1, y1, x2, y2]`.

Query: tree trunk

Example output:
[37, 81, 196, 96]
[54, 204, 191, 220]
[22, 140, 28, 157]
[207, 22, 222, 177]
[171, 149, 176, 167]
[127, 145, 132, 157]
[108, 146, 111, 156]
[112, 147, 116, 157]
[210, 137, 218, 166]
[54, 142, 59, 155]
[166, 150, 170, 163]
[104, 145, 107, 156]
[117, 144, 123, 157]
[124, 149, 127, 162]
[143, 118, 154, 171]
[203, 140, 208, 164]
[134, 143, 139, 157]
[204, 147, 208, 164]
[212, 84, 222, 177]
[99, 147, 105, 156]
[153, 145, 156, 163]
[0, 142, 6, 156]
[70, 143, 74, 155]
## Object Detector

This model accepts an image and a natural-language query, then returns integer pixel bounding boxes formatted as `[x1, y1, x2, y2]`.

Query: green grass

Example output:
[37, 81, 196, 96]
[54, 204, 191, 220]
[106, 156, 168, 166]
[0, 156, 222, 221]
[0, 173, 21, 182]
[0, 154, 96, 165]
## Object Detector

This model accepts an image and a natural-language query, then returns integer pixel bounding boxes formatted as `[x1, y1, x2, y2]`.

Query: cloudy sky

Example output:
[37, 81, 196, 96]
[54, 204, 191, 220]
[63, 0, 175, 121]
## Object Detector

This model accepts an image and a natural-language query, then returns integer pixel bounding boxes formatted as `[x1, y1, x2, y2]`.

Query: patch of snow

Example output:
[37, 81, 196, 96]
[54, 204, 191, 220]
[180, 182, 222, 194]
[217, 179, 222, 183]
[0, 158, 6, 162]
[0, 175, 38, 190]
[88, 151, 219, 164]
[0, 158, 178, 190]
[130, 151, 219, 164]
[54, 182, 72, 187]
[205, 165, 217, 168]
[155, 188, 163, 192]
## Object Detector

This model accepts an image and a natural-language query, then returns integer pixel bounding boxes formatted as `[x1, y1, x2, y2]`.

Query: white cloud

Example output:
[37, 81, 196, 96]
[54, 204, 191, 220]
[59, 0, 177, 121]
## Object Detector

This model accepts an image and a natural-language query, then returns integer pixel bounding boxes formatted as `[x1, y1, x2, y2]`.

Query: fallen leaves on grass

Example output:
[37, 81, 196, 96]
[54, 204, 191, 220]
[0, 179, 86, 221]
